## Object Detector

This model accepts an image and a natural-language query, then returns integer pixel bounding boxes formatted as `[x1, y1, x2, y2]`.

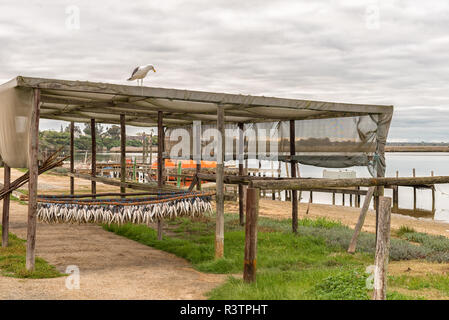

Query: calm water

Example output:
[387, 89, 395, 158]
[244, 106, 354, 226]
[74, 152, 449, 222]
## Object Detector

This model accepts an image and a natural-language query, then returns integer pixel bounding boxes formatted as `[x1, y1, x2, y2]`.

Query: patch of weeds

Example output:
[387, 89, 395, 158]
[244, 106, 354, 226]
[311, 269, 370, 300]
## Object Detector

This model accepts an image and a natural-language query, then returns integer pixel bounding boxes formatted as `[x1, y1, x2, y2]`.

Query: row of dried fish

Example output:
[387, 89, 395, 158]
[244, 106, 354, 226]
[37, 197, 213, 225]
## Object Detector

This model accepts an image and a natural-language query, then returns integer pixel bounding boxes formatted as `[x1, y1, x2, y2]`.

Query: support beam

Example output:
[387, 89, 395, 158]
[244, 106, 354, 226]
[290, 120, 298, 233]
[2, 164, 10, 247]
[243, 187, 259, 283]
[120, 114, 126, 196]
[90, 118, 96, 198]
[238, 122, 245, 226]
[373, 196, 392, 300]
[26, 88, 40, 271]
[70, 121, 75, 195]
[215, 106, 225, 258]
[157, 111, 165, 240]
[251, 175, 449, 190]
[347, 187, 375, 253]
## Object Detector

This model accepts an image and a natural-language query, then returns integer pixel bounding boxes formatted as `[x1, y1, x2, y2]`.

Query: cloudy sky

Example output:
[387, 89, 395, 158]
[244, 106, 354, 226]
[1, 0, 448, 141]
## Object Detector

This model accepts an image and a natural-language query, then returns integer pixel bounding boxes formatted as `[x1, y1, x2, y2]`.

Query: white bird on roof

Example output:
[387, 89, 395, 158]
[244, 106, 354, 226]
[127, 64, 156, 86]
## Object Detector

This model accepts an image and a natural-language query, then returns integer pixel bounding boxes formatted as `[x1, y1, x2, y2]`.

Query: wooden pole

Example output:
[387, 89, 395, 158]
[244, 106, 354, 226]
[347, 187, 375, 253]
[90, 118, 96, 198]
[70, 121, 75, 195]
[243, 187, 259, 283]
[290, 120, 298, 234]
[251, 175, 449, 190]
[392, 185, 399, 211]
[157, 111, 165, 240]
[26, 88, 40, 271]
[2, 164, 10, 247]
[413, 168, 417, 211]
[238, 122, 245, 226]
[373, 196, 392, 300]
[120, 114, 126, 196]
[431, 170, 435, 213]
[215, 106, 225, 258]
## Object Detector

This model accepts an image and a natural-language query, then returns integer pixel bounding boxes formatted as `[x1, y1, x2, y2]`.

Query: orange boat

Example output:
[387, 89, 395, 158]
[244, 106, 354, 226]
[151, 159, 216, 186]
[150, 159, 216, 169]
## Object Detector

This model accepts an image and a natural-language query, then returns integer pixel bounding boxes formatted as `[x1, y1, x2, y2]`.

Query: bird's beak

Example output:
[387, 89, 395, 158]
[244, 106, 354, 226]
[153, 68, 156, 72]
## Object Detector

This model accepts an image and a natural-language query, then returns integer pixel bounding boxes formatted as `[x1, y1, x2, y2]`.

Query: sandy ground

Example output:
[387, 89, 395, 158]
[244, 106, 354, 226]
[0, 169, 224, 300]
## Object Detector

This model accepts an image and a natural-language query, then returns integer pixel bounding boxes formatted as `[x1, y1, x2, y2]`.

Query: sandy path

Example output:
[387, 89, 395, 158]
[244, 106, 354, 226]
[0, 169, 224, 300]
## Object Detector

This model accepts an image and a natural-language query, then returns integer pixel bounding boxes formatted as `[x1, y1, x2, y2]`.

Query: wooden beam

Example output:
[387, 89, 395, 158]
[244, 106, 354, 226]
[67, 172, 178, 191]
[250, 176, 449, 190]
[2, 164, 10, 247]
[347, 187, 375, 253]
[157, 111, 165, 240]
[289, 120, 298, 233]
[120, 114, 126, 195]
[238, 122, 245, 226]
[243, 187, 259, 283]
[26, 88, 40, 271]
[91, 118, 96, 198]
[215, 106, 225, 259]
[70, 121, 75, 195]
[373, 196, 392, 300]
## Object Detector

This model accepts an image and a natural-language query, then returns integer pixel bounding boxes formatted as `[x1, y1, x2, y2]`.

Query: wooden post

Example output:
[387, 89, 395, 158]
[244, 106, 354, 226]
[392, 185, 399, 211]
[356, 186, 360, 208]
[431, 171, 435, 213]
[413, 168, 417, 211]
[332, 192, 336, 205]
[120, 114, 126, 196]
[70, 121, 75, 195]
[348, 187, 375, 253]
[2, 164, 10, 247]
[26, 88, 40, 271]
[342, 193, 345, 206]
[238, 122, 245, 225]
[157, 111, 165, 240]
[373, 196, 392, 300]
[90, 118, 96, 198]
[243, 187, 259, 283]
[290, 120, 298, 234]
[215, 106, 225, 258]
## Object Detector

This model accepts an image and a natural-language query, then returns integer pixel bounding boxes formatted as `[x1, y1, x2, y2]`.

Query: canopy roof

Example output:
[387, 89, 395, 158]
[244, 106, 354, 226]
[2, 76, 393, 127]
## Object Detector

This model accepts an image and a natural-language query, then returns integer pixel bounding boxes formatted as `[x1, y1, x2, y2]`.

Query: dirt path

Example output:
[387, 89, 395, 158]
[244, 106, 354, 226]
[0, 169, 224, 300]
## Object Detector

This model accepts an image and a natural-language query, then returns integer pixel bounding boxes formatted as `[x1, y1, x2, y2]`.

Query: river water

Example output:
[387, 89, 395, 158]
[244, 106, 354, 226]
[73, 152, 449, 222]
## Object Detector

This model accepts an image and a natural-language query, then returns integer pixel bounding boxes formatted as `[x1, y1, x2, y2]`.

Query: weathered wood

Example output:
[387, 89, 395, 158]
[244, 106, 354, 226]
[290, 120, 298, 233]
[157, 111, 165, 240]
[91, 118, 96, 198]
[120, 114, 126, 195]
[67, 172, 178, 191]
[347, 187, 375, 253]
[238, 122, 245, 226]
[243, 187, 259, 283]
[26, 88, 40, 271]
[70, 121, 75, 195]
[373, 196, 392, 300]
[215, 106, 225, 258]
[157, 111, 164, 188]
[251, 175, 449, 190]
[2, 164, 11, 247]
[413, 168, 416, 211]
[392, 185, 399, 210]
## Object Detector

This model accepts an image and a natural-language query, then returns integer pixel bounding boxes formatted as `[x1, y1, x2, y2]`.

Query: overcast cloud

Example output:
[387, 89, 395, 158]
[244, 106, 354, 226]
[1, 0, 448, 140]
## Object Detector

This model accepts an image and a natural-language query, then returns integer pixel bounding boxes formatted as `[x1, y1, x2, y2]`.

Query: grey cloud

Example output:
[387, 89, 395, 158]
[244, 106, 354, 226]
[1, 0, 449, 141]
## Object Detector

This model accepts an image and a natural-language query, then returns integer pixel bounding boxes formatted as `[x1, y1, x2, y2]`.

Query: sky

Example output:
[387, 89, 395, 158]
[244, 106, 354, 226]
[1, 0, 448, 141]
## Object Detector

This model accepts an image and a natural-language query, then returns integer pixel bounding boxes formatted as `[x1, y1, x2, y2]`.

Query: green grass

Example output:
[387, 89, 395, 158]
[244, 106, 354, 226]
[0, 227, 64, 279]
[105, 213, 449, 300]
